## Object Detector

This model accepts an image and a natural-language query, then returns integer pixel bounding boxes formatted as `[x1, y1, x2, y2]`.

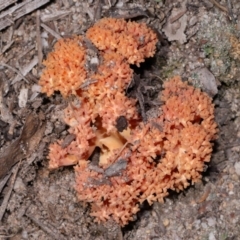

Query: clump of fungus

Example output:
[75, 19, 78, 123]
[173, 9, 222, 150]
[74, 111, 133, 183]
[86, 18, 158, 65]
[39, 36, 87, 97]
[74, 76, 217, 225]
[81, 51, 139, 132]
[39, 17, 218, 226]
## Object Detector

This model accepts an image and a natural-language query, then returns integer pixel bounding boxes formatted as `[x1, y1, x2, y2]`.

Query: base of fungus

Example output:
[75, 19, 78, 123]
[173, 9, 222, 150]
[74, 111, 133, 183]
[48, 115, 132, 169]
[94, 118, 131, 167]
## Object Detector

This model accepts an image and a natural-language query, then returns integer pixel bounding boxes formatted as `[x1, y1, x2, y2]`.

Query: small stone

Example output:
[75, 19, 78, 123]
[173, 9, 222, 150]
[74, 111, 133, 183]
[201, 222, 208, 229]
[207, 217, 216, 227]
[193, 219, 201, 229]
[22, 230, 28, 239]
[209, 232, 216, 240]
[14, 177, 27, 194]
[32, 84, 41, 93]
[234, 162, 240, 176]
[189, 16, 197, 26]
[18, 88, 28, 108]
[163, 218, 169, 227]
[192, 67, 218, 97]
[231, 174, 239, 181]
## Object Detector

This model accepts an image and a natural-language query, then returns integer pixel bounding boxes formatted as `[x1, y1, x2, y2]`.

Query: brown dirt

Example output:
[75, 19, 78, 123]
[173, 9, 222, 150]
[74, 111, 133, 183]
[1, 0, 240, 239]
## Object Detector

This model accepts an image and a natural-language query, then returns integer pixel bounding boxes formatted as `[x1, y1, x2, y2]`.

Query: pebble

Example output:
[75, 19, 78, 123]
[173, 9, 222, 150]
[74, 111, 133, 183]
[234, 162, 240, 176]
[193, 219, 201, 229]
[18, 88, 28, 108]
[192, 67, 218, 97]
[44, 121, 54, 135]
[231, 174, 239, 181]
[163, 218, 169, 227]
[201, 222, 208, 229]
[32, 84, 42, 93]
[22, 230, 28, 239]
[207, 217, 216, 227]
[189, 16, 197, 26]
[209, 232, 216, 240]
[14, 177, 27, 194]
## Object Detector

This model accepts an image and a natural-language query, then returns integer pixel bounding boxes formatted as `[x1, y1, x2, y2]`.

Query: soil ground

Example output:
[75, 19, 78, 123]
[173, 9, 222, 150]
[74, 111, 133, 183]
[1, 0, 240, 239]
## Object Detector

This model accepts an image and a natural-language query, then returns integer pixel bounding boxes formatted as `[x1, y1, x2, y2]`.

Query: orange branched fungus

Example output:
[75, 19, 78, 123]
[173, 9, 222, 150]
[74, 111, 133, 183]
[39, 36, 87, 97]
[39, 18, 218, 226]
[72, 76, 217, 225]
[86, 18, 158, 65]
[48, 76, 217, 225]
[81, 51, 139, 132]
[48, 99, 132, 170]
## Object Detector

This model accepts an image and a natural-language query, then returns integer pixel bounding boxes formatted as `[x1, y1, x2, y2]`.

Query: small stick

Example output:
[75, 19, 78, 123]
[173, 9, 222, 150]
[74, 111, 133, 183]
[0, 173, 11, 193]
[0, 161, 21, 221]
[209, 0, 228, 13]
[1, 26, 13, 54]
[93, 0, 102, 22]
[16, 45, 35, 61]
[169, 10, 187, 24]
[40, 23, 62, 40]
[197, 185, 211, 203]
[36, 10, 43, 68]
[137, 89, 147, 122]
[80, 79, 98, 89]
[0, 62, 29, 83]
[111, 141, 132, 164]
[25, 212, 65, 240]
[227, 0, 235, 22]
[107, 0, 112, 7]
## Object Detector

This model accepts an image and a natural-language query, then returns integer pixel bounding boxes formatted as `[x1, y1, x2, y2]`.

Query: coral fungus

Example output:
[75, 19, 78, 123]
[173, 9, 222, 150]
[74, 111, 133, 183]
[39, 18, 155, 131]
[81, 51, 139, 132]
[39, 17, 157, 97]
[86, 18, 158, 65]
[39, 17, 218, 226]
[39, 36, 87, 97]
[47, 76, 217, 225]
[73, 76, 217, 225]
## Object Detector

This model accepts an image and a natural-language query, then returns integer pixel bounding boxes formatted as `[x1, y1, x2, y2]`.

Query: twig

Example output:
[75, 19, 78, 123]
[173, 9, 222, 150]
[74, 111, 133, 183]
[12, 0, 50, 20]
[0, 0, 17, 12]
[80, 79, 98, 89]
[1, 40, 14, 54]
[0, 0, 32, 19]
[112, 141, 132, 163]
[209, 0, 228, 13]
[16, 45, 35, 61]
[0, 161, 21, 221]
[0, 26, 14, 54]
[93, 0, 102, 22]
[25, 212, 65, 240]
[11, 56, 38, 84]
[227, 0, 235, 23]
[197, 185, 211, 203]
[0, 0, 16, 11]
[40, 23, 62, 40]
[41, 10, 71, 23]
[137, 88, 147, 122]
[0, 0, 50, 31]
[0, 173, 11, 193]
[0, 62, 29, 83]
[169, 10, 187, 24]
[36, 10, 43, 68]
